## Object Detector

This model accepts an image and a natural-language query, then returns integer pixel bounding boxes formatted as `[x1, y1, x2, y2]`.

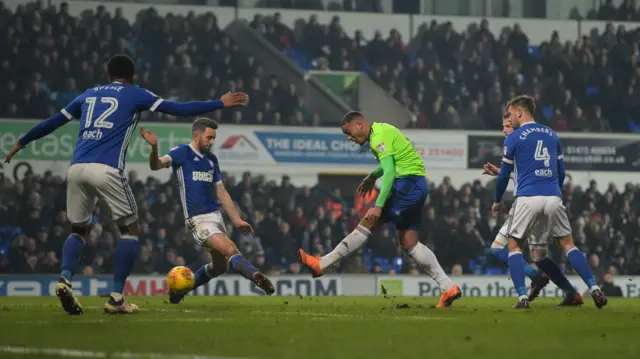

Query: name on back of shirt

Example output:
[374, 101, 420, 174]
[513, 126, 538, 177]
[92, 85, 124, 92]
[518, 126, 553, 140]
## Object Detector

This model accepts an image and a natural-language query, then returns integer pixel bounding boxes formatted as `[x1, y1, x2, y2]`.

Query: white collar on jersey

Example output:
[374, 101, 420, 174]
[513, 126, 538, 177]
[520, 121, 537, 127]
[189, 144, 203, 157]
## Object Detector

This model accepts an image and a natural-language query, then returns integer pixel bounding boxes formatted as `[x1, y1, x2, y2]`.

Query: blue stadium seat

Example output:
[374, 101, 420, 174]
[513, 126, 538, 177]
[393, 257, 403, 273]
[528, 45, 541, 59]
[586, 87, 600, 95]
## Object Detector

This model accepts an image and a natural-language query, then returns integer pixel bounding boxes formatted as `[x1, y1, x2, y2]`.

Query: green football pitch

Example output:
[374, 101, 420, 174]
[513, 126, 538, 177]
[0, 296, 639, 359]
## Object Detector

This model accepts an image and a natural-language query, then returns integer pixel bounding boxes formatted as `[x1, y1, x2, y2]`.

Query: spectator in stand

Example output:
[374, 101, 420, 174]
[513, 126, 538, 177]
[262, 12, 640, 132]
[1, 169, 640, 281]
[1, 2, 317, 125]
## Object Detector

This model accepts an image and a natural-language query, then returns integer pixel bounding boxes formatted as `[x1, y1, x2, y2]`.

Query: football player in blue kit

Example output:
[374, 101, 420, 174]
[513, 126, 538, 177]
[4, 54, 249, 314]
[493, 95, 607, 309]
[483, 115, 583, 306]
[141, 117, 275, 302]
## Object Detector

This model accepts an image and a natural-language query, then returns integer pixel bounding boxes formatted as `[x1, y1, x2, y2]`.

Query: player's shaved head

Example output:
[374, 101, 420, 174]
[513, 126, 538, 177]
[340, 111, 371, 146]
[192, 117, 219, 134]
[341, 111, 365, 125]
[107, 54, 135, 83]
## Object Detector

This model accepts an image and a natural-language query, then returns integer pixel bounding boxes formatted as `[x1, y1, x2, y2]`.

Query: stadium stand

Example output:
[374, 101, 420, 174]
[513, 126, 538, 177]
[1, 169, 639, 282]
[586, 0, 640, 21]
[0, 1, 319, 126]
[254, 12, 640, 132]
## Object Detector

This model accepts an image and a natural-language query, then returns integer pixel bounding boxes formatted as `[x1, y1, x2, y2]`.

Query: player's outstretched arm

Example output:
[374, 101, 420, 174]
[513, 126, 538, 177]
[139, 127, 171, 170]
[155, 93, 248, 116]
[4, 112, 71, 163]
[216, 182, 253, 235]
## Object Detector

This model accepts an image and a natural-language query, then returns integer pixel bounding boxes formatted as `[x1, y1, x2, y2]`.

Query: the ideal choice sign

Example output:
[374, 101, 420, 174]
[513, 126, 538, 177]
[0, 276, 341, 297]
[0, 119, 468, 169]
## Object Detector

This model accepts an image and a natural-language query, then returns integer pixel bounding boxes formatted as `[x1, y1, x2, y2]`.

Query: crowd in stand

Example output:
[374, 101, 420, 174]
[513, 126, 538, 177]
[590, 0, 640, 21]
[4, 1, 640, 132]
[0, 1, 319, 126]
[257, 10, 640, 132]
[1, 169, 639, 287]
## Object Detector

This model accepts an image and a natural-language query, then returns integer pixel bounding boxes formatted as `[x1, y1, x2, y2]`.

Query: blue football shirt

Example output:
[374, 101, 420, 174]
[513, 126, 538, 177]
[167, 144, 223, 219]
[502, 122, 563, 198]
[61, 82, 163, 171]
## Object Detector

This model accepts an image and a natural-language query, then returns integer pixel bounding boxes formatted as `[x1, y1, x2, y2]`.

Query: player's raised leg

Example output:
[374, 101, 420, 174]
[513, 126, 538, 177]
[188, 213, 275, 296]
[547, 197, 607, 308]
[299, 219, 372, 277]
[209, 234, 274, 295]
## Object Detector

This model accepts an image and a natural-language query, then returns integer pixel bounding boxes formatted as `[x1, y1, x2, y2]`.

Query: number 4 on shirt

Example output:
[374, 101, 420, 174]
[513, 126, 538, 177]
[534, 140, 550, 167]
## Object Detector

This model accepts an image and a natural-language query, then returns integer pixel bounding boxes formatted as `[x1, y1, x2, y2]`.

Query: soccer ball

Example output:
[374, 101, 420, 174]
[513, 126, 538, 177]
[167, 266, 195, 293]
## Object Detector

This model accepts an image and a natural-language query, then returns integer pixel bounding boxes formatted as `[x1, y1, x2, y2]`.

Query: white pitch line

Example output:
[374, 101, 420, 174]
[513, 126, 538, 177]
[0, 346, 253, 359]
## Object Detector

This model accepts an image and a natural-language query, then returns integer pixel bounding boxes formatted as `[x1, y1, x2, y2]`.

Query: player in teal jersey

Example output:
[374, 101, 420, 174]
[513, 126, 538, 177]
[299, 111, 462, 307]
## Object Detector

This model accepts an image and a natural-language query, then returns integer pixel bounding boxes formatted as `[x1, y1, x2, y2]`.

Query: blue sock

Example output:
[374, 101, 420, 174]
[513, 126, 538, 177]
[491, 247, 541, 280]
[60, 234, 84, 282]
[193, 264, 214, 289]
[112, 236, 139, 294]
[508, 252, 528, 297]
[566, 247, 597, 288]
[536, 257, 577, 294]
[523, 262, 542, 281]
[229, 254, 258, 281]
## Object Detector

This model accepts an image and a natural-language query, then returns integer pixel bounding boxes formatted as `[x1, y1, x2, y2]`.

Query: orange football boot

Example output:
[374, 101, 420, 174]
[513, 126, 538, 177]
[297, 249, 324, 278]
[436, 284, 462, 308]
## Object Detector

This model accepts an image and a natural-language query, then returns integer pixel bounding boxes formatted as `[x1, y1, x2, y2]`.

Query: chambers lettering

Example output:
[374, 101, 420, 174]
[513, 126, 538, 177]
[519, 127, 553, 140]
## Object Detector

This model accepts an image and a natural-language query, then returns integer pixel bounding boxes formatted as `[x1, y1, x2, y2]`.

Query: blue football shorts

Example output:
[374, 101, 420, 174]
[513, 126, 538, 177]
[380, 175, 428, 231]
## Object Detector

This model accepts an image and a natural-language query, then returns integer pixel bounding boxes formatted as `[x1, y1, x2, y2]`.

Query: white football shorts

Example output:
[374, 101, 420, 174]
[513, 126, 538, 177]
[185, 211, 227, 247]
[505, 196, 571, 247]
[66, 163, 137, 227]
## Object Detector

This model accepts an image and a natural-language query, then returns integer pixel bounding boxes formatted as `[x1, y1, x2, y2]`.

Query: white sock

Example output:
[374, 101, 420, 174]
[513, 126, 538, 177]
[320, 225, 371, 270]
[110, 292, 123, 302]
[590, 285, 601, 293]
[407, 242, 453, 291]
[519, 295, 528, 301]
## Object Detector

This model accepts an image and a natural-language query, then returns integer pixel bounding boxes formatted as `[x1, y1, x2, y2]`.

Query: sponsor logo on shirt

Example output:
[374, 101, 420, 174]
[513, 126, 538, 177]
[192, 171, 214, 182]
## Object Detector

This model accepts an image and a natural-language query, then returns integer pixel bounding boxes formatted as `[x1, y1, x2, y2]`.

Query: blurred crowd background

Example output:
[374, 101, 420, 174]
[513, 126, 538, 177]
[2, 169, 639, 293]
[3, 1, 640, 131]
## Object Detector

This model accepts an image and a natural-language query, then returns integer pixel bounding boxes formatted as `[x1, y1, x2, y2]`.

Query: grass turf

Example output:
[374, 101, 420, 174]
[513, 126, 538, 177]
[0, 296, 639, 359]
